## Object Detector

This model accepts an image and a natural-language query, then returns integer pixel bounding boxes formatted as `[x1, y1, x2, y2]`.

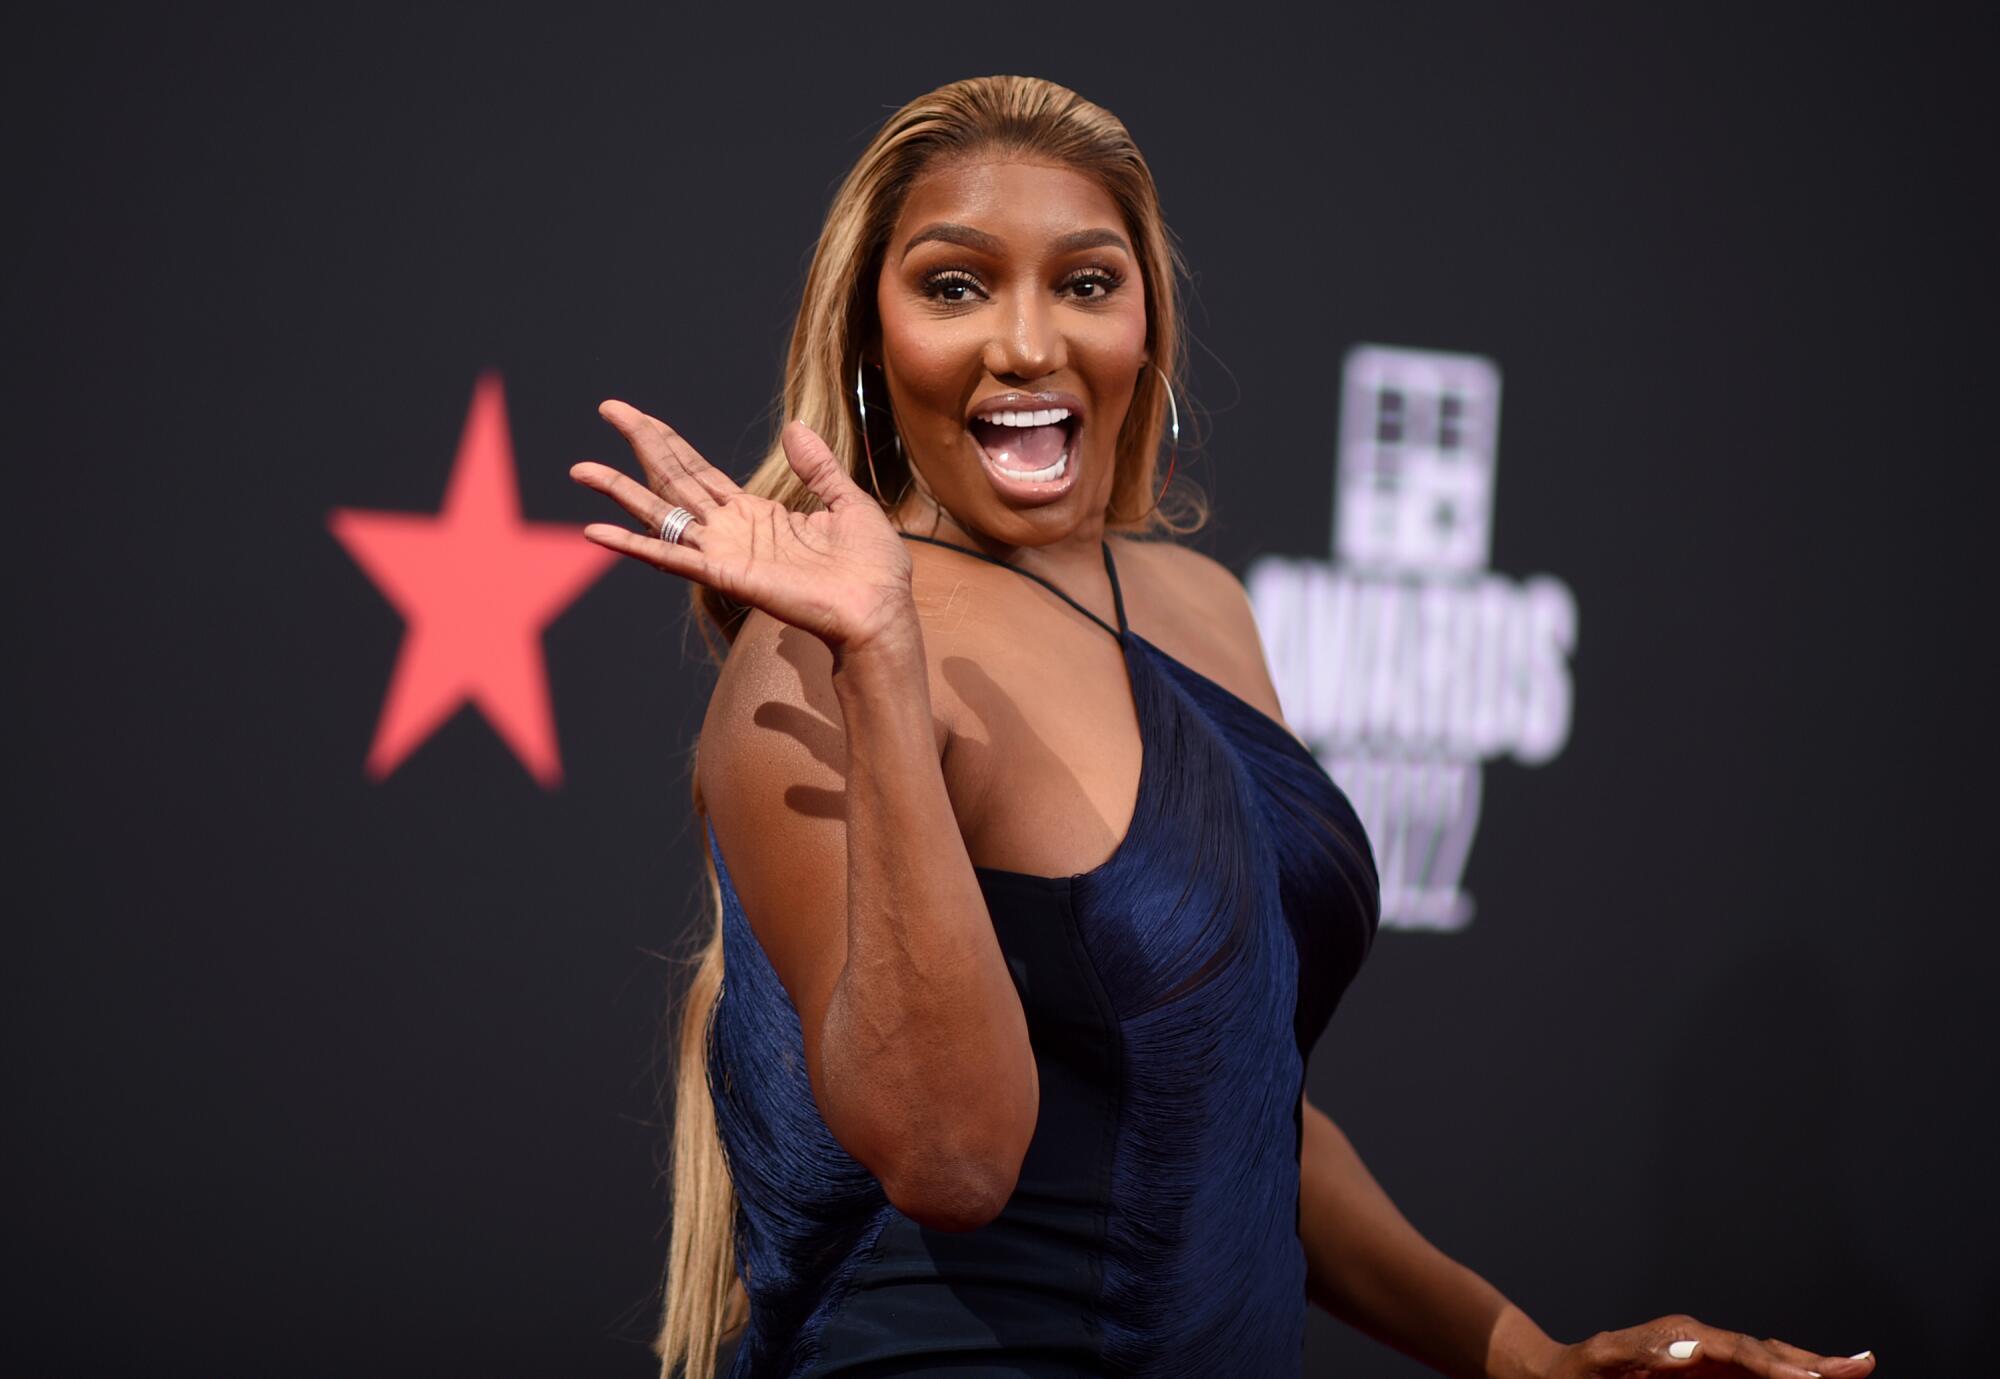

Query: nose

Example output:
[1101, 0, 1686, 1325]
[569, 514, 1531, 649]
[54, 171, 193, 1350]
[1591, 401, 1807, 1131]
[981, 284, 1066, 384]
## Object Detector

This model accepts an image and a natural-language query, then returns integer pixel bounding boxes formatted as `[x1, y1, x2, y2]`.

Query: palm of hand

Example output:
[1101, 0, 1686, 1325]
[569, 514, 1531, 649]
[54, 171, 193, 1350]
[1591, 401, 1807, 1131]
[571, 402, 916, 650]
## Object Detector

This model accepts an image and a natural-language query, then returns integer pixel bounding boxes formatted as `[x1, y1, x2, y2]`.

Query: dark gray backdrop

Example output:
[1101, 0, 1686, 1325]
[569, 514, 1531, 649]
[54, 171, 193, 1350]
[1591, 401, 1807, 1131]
[10, 3, 1993, 1375]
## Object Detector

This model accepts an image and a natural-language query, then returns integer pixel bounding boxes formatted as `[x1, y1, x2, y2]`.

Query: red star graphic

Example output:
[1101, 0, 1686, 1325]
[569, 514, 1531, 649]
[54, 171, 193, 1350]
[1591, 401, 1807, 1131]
[329, 372, 615, 787]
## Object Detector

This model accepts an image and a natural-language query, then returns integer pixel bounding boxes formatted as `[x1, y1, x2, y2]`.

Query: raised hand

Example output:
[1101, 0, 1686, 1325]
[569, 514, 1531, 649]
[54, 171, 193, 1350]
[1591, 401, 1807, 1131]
[1547, 1314, 1876, 1379]
[570, 401, 916, 652]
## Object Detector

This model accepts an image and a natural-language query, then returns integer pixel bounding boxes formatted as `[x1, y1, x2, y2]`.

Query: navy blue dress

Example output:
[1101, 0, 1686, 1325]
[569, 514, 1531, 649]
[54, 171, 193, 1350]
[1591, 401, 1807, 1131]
[705, 534, 1381, 1377]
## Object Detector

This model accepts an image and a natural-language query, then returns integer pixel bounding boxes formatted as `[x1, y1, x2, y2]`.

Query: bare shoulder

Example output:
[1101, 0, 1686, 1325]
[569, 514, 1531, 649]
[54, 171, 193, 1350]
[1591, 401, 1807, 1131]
[1117, 534, 1255, 621]
[698, 582, 961, 857]
[699, 534, 1016, 828]
[1108, 533, 1261, 647]
[1108, 533, 1287, 722]
[699, 606, 842, 789]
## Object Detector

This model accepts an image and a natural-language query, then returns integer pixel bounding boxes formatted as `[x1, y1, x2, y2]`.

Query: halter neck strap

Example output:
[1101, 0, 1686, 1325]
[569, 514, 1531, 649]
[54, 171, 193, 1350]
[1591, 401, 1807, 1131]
[897, 530, 1128, 641]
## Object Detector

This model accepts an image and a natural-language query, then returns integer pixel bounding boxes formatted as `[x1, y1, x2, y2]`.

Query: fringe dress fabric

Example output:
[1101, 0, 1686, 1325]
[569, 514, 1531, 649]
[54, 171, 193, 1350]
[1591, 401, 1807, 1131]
[704, 535, 1381, 1377]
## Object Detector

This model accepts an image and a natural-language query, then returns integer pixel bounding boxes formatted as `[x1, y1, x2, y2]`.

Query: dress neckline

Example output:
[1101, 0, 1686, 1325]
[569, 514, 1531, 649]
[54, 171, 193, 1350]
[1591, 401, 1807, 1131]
[897, 529, 1143, 886]
[886, 529, 1332, 888]
[895, 529, 1314, 766]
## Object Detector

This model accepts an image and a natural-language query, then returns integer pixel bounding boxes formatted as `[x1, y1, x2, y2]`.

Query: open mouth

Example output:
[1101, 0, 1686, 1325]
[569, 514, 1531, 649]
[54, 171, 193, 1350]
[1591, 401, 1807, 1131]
[967, 407, 1080, 486]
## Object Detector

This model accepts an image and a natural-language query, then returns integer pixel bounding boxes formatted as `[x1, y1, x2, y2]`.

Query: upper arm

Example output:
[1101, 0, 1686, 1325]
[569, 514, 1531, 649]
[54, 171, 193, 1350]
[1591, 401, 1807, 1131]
[696, 610, 871, 1082]
[696, 539, 985, 1100]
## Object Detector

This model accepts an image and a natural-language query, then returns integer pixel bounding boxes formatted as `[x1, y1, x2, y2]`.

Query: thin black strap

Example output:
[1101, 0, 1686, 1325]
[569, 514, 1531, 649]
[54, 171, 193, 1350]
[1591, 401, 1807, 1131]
[898, 530, 1126, 641]
[1101, 536, 1129, 636]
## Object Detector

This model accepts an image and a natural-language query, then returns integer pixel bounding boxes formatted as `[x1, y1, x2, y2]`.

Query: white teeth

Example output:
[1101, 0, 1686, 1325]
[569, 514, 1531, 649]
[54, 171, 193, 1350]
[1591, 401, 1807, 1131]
[977, 407, 1072, 428]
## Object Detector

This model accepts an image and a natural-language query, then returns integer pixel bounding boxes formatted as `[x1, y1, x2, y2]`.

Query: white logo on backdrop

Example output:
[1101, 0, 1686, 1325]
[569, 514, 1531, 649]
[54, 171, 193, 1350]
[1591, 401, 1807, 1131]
[1247, 345, 1577, 931]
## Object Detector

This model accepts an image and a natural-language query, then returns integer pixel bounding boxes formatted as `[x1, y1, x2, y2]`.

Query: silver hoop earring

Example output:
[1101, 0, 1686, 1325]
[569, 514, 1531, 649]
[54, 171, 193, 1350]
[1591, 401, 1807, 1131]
[1156, 364, 1179, 447]
[854, 359, 909, 503]
[854, 360, 904, 456]
[1124, 363, 1182, 524]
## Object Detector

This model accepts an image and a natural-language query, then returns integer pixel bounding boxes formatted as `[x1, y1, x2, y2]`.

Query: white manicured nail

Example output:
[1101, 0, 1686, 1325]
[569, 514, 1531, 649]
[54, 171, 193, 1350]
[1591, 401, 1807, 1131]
[1668, 1340, 1699, 1360]
[1849, 1353, 1873, 1362]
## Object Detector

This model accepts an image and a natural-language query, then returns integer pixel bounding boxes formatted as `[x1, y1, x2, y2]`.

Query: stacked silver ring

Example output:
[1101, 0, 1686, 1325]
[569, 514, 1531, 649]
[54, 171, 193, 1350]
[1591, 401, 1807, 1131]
[657, 505, 697, 545]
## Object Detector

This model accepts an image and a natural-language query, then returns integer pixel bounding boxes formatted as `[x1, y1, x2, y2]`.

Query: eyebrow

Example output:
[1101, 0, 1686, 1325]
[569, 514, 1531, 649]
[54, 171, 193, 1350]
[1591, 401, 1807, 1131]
[899, 223, 1132, 262]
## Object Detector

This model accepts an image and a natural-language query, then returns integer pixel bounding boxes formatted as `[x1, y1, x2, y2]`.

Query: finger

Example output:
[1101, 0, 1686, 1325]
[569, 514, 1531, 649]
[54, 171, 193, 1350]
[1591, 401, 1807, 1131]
[598, 399, 741, 510]
[569, 460, 695, 537]
[1760, 1335, 1848, 1375]
[598, 399, 741, 503]
[1758, 1338, 1835, 1373]
[779, 419, 869, 512]
[1759, 1338, 1877, 1379]
[1667, 1329, 1821, 1379]
[1783, 1348, 1874, 1378]
[581, 522, 711, 581]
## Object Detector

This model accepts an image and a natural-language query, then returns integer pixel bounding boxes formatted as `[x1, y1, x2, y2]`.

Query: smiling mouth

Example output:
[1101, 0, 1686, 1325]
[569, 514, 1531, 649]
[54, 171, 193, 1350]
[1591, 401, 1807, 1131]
[967, 411, 1080, 484]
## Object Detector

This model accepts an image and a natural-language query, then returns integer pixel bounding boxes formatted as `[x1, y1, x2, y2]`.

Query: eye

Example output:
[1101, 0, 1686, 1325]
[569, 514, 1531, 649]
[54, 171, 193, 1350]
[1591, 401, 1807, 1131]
[920, 269, 984, 305]
[1064, 267, 1126, 302]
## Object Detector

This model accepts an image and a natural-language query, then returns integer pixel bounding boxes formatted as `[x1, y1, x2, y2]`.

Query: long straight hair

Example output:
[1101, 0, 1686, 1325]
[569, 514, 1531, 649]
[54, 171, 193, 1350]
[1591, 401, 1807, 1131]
[654, 74, 1203, 1379]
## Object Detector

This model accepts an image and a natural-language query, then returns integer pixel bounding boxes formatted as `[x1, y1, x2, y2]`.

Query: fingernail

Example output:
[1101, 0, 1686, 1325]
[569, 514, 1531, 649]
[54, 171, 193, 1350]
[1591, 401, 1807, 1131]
[1668, 1340, 1699, 1360]
[1849, 1352, 1873, 1362]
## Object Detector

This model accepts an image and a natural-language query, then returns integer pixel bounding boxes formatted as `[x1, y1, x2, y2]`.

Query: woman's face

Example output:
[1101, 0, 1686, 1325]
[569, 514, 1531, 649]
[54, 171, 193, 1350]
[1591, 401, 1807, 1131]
[872, 155, 1150, 547]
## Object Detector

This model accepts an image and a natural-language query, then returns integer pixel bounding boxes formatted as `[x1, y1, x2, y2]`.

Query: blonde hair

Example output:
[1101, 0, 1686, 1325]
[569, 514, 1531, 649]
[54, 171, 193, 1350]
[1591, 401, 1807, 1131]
[653, 74, 1203, 1379]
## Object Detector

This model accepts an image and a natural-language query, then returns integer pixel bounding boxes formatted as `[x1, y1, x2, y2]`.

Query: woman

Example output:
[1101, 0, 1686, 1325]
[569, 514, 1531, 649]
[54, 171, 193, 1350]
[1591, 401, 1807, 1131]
[571, 76, 1875, 1379]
